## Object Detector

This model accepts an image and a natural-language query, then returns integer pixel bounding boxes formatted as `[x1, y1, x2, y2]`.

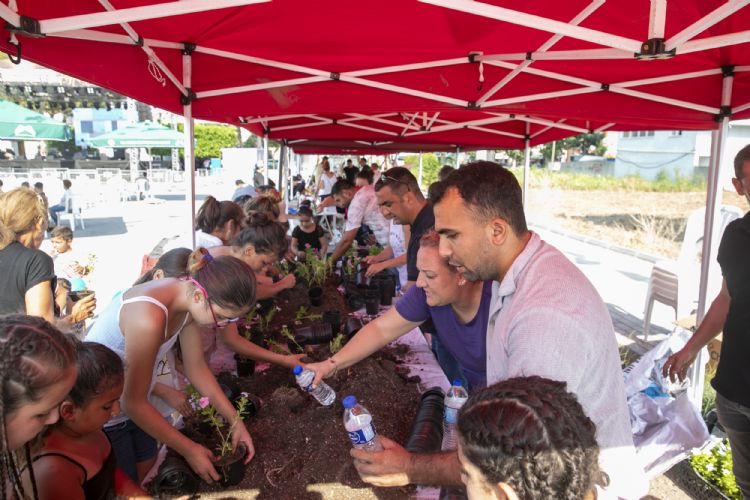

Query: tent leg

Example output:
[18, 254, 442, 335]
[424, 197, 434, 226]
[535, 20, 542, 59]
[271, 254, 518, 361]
[688, 72, 733, 410]
[263, 135, 269, 185]
[183, 51, 196, 250]
[523, 123, 531, 207]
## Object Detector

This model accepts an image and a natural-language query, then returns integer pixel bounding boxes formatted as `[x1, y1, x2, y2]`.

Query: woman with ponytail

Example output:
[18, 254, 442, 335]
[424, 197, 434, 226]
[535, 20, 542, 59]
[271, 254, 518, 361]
[1, 315, 77, 499]
[194, 196, 244, 248]
[86, 248, 256, 484]
[210, 212, 295, 299]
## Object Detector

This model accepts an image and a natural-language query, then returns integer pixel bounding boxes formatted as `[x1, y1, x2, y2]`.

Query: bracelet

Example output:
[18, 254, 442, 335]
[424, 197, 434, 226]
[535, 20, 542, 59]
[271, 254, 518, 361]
[328, 357, 339, 376]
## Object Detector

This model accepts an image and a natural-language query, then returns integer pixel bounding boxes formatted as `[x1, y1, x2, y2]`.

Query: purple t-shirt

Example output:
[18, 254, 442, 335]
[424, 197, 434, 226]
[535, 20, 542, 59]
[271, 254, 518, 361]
[396, 281, 492, 389]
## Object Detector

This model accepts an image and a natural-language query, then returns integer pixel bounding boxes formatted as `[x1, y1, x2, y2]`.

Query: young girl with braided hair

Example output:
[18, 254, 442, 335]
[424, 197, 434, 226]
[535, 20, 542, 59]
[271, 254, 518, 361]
[86, 247, 256, 485]
[456, 376, 602, 500]
[22, 342, 145, 499]
[0, 315, 77, 499]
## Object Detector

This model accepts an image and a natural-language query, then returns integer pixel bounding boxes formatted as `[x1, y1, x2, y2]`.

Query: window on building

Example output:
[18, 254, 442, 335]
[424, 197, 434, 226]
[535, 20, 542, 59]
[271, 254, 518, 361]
[670, 130, 683, 136]
[86, 87, 95, 95]
[80, 121, 94, 133]
[111, 121, 118, 131]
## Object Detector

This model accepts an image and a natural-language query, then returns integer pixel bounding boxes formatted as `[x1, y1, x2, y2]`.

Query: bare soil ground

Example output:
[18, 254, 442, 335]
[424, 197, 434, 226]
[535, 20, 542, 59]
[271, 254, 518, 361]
[526, 189, 745, 259]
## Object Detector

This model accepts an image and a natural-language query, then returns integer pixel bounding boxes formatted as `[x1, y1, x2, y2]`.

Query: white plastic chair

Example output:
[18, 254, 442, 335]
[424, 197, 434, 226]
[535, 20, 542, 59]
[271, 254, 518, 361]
[59, 195, 85, 232]
[643, 205, 743, 340]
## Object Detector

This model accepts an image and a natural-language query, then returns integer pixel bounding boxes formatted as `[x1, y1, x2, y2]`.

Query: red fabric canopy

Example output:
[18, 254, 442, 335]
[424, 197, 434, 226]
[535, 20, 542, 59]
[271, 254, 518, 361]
[2, 0, 749, 150]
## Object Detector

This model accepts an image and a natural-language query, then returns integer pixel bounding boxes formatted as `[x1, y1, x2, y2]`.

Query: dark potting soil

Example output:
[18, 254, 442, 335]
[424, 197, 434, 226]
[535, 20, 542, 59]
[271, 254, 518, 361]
[193, 345, 422, 499]
[268, 278, 351, 335]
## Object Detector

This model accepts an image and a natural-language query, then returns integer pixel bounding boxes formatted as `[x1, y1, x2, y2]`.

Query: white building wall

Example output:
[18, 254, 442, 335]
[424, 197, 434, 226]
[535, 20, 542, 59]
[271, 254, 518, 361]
[614, 130, 697, 181]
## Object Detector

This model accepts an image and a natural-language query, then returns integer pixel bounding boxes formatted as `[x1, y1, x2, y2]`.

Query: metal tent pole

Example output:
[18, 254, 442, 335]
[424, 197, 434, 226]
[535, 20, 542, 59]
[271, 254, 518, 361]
[262, 135, 269, 184]
[182, 49, 196, 250]
[523, 122, 531, 207]
[688, 67, 734, 410]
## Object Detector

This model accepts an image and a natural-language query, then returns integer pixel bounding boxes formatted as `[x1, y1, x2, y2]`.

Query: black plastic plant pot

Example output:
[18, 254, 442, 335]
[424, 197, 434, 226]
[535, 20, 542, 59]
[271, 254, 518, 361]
[217, 372, 241, 401]
[294, 322, 334, 345]
[257, 297, 274, 315]
[68, 289, 95, 302]
[322, 310, 341, 333]
[358, 284, 379, 299]
[151, 452, 200, 497]
[234, 392, 262, 419]
[249, 327, 267, 349]
[308, 286, 324, 307]
[217, 443, 248, 487]
[370, 272, 396, 306]
[365, 296, 380, 315]
[405, 387, 445, 454]
[344, 316, 364, 339]
[357, 247, 370, 258]
[347, 293, 365, 311]
[234, 354, 255, 378]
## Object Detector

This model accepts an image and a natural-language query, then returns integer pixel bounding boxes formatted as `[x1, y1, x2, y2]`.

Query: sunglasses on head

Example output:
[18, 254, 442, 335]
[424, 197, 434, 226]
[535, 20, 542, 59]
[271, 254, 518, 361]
[378, 174, 411, 192]
[187, 277, 241, 328]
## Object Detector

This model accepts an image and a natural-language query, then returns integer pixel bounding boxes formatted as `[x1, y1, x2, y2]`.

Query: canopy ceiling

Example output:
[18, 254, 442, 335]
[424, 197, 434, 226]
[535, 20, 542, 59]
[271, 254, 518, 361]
[1, 0, 749, 151]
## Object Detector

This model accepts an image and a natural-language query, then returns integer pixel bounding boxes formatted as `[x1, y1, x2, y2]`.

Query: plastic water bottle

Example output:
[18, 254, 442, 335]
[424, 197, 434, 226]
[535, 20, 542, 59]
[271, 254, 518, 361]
[442, 379, 469, 450]
[293, 365, 336, 406]
[343, 396, 384, 452]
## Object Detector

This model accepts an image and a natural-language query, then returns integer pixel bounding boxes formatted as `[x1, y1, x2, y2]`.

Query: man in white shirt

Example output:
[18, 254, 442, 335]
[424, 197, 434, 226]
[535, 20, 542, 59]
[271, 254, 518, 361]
[351, 162, 647, 499]
[328, 179, 390, 263]
[49, 179, 73, 226]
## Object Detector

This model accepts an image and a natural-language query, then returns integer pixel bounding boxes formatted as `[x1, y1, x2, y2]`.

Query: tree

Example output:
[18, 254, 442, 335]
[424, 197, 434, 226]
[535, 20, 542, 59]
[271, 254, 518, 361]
[176, 123, 239, 158]
[540, 132, 607, 161]
[403, 153, 441, 189]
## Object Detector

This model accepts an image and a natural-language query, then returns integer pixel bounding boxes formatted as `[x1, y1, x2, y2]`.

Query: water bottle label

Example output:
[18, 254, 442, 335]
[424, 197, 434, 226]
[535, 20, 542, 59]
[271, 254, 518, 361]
[444, 407, 458, 425]
[347, 424, 376, 446]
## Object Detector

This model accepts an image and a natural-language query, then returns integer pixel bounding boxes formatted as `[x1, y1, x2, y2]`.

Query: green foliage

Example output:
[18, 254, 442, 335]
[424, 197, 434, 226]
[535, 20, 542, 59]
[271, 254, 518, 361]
[294, 305, 322, 322]
[703, 366, 717, 419]
[266, 338, 289, 355]
[252, 305, 279, 332]
[508, 167, 706, 192]
[188, 388, 251, 457]
[296, 247, 330, 288]
[540, 132, 608, 160]
[279, 325, 303, 352]
[368, 245, 383, 256]
[690, 440, 741, 499]
[403, 153, 441, 190]
[329, 333, 345, 354]
[176, 123, 239, 158]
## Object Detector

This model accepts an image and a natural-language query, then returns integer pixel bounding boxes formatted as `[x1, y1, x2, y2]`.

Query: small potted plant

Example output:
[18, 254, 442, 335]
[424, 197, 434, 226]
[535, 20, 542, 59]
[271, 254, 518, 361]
[193, 393, 252, 486]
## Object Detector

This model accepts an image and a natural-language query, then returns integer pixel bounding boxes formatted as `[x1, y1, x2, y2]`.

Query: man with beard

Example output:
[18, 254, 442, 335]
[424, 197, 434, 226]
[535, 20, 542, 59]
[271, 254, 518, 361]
[351, 161, 647, 500]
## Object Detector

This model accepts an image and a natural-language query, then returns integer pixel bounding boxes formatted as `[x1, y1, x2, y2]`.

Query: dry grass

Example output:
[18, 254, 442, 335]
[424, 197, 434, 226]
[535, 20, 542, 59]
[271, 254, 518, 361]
[527, 189, 745, 259]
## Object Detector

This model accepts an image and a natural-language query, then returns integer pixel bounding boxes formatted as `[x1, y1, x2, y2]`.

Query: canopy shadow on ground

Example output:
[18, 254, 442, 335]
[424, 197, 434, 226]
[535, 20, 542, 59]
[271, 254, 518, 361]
[59, 217, 127, 238]
[607, 303, 669, 340]
[152, 194, 208, 202]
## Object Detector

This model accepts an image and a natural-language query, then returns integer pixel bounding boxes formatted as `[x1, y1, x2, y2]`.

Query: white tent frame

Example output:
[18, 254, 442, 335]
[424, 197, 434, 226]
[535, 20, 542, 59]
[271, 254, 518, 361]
[5, 1, 749, 397]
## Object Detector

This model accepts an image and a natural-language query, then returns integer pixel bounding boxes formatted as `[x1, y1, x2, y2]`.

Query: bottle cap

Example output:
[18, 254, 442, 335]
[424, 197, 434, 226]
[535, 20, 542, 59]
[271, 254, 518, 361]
[452, 379, 463, 387]
[342, 395, 357, 409]
[292, 365, 303, 375]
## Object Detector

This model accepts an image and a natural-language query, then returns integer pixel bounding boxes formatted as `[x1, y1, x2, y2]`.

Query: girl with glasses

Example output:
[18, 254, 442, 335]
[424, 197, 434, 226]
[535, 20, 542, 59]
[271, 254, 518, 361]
[86, 248, 256, 485]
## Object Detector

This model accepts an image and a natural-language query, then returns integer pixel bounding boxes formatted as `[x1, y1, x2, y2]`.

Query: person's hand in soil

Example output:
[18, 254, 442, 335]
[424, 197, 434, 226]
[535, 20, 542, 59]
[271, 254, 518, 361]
[364, 261, 388, 278]
[280, 274, 296, 290]
[231, 421, 255, 464]
[351, 436, 411, 487]
[154, 383, 194, 417]
[184, 442, 221, 483]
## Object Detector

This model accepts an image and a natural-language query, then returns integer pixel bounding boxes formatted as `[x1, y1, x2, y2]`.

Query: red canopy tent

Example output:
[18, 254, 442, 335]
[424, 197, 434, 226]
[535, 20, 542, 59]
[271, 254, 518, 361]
[2, 0, 749, 324]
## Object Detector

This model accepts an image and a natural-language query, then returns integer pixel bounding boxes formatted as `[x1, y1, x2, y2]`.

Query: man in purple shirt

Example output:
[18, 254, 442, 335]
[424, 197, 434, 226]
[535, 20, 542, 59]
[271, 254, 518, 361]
[306, 230, 492, 390]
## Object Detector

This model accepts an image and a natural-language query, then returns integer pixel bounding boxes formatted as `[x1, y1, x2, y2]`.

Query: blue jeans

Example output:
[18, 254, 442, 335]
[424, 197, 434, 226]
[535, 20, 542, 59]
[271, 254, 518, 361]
[104, 419, 158, 481]
[716, 392, 750, 498]
[49, 204, 65, 224]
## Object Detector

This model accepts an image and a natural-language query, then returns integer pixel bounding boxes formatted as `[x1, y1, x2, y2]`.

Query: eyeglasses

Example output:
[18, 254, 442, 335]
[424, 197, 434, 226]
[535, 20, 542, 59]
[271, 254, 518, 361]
[378, 174, 411, 192]
[188, 277, 241, 328]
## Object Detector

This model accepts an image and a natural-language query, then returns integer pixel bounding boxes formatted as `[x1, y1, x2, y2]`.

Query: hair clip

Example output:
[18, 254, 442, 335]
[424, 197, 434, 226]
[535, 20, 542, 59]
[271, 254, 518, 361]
[202, 252, 214, 263]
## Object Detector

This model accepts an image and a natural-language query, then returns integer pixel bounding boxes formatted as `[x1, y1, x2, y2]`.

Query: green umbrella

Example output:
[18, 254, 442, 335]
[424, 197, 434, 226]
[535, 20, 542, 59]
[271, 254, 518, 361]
[0, 100, 71, 141]
[89, 121, 184, 149]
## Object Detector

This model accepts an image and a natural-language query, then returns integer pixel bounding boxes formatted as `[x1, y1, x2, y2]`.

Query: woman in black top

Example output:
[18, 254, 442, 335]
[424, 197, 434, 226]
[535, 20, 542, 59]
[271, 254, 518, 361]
[0, 187, 56, 320]
[291, 206, 328, 256]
